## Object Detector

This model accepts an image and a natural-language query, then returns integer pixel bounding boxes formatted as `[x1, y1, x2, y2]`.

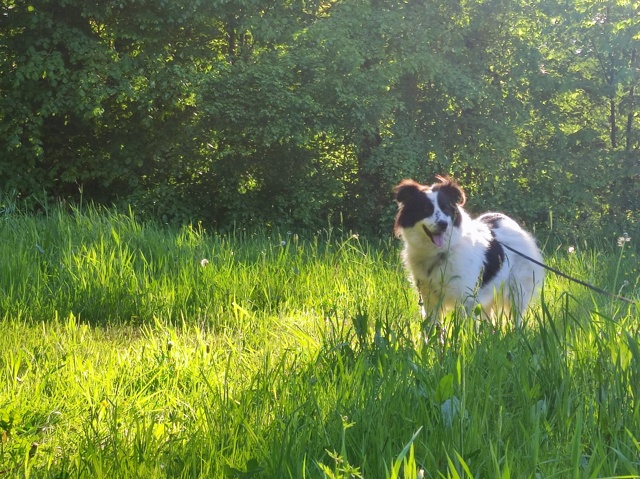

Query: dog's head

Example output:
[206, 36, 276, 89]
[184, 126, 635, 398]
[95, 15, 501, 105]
[394, 176, 466, 248]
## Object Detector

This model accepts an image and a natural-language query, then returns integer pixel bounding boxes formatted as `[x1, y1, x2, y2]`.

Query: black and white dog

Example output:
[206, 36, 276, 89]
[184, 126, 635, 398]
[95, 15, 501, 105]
[394, 176, 544, 326]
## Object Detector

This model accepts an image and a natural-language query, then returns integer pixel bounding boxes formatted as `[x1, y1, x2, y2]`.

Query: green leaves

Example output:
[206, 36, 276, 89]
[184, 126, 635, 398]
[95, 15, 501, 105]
[1, 0, 638, 233]
[435, 373, 454, 403]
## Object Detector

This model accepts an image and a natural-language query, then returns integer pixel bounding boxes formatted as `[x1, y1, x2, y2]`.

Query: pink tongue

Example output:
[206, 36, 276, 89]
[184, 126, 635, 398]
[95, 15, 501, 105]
[433, 234, 445, 248]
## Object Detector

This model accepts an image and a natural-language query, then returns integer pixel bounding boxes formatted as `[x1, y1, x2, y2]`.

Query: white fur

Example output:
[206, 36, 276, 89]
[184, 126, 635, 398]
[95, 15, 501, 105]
[395, 179, 544, 326]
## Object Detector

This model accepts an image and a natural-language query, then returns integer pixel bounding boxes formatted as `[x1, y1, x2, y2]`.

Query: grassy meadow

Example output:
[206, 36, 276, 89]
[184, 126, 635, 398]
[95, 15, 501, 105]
[1, 206, 639, 478]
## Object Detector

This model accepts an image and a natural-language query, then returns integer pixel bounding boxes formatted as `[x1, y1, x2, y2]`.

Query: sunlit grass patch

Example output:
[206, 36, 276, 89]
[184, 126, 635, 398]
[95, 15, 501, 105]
[0, 205, 638, 478]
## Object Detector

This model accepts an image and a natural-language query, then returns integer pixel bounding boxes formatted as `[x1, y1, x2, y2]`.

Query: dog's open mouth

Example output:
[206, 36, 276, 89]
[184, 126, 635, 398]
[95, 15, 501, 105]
[423, 224, 446, 248]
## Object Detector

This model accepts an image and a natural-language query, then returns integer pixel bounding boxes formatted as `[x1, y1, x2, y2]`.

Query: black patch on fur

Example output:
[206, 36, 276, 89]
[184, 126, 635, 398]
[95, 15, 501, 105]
[432, 179, 465, 227]
[436, 194, 462, 227]
[394, 180, 434, 232]
[478, 213, 507, 285]
[481, 233, 504, 286]
[478, 213, 505, 229]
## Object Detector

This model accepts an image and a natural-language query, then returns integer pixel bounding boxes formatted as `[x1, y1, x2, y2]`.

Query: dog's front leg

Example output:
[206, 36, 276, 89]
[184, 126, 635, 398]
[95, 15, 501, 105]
[417, 280, 444, 323]
[417, 283, 448, 347]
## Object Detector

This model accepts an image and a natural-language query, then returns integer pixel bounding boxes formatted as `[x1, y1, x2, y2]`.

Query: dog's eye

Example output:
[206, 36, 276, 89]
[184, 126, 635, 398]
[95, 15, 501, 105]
[423, 203, 434, 217]
[440, 203, 454, 215]
[437, 196, 457, 216]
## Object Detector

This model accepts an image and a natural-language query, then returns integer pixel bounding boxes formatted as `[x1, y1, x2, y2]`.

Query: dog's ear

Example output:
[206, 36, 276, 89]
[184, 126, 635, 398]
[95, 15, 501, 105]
[435, 175, 466, 206]
[394, 179, 423, 205]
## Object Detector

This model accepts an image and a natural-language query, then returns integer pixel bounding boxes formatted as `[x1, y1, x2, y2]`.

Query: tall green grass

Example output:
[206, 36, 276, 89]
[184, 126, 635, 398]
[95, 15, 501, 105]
[0, 205, 638, 478]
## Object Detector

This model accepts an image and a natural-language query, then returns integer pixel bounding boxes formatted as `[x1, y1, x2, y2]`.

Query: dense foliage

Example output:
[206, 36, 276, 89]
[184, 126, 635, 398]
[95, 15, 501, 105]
[1, 0, 638, 233]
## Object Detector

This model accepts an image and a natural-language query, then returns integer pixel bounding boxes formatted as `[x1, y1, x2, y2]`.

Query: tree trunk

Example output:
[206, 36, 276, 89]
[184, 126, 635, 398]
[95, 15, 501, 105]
[610, 97, 617, 149]
[626, 49, 636, 151]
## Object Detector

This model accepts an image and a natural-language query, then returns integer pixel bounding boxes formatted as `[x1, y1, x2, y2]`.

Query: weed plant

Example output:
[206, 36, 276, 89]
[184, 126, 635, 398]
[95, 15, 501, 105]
[0, 205, 638, 478]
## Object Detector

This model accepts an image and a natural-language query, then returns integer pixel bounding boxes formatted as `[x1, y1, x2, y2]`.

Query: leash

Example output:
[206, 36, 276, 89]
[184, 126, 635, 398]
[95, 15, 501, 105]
[497, 241, 636, 305]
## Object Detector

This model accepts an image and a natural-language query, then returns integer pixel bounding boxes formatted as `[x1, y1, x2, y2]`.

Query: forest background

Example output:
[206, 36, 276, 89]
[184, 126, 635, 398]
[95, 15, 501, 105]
[1, 0, 638, 235]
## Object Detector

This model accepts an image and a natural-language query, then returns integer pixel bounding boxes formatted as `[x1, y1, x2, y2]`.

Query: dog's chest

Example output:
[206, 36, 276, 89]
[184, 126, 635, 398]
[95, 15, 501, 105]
[416, 252, 449, 279]
[406, 250, 458, 288]
[405, 241, 489, 292]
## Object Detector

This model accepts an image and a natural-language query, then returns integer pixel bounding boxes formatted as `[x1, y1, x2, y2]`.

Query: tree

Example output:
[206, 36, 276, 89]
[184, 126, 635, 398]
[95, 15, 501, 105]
[0, 0, 207, 203]
[1, 0, 637, 232]
[524, 0, 640, 227]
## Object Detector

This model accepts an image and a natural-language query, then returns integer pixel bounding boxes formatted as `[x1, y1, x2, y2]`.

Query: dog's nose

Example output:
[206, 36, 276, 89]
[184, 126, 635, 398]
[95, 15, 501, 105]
[436, 220, 448, 231]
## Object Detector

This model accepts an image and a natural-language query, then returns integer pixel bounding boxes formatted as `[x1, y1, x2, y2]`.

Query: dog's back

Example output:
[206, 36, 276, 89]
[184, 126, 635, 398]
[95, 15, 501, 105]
[475, 213, 544, 320]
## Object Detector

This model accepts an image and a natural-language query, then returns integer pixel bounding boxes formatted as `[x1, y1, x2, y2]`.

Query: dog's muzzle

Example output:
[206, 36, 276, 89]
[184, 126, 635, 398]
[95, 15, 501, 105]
[423, 223, 447, 248]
